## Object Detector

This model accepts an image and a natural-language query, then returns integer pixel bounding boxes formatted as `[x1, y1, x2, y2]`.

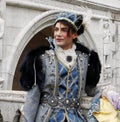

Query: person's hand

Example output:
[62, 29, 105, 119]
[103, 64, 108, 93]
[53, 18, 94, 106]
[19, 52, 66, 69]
[106, 90, 120, 110]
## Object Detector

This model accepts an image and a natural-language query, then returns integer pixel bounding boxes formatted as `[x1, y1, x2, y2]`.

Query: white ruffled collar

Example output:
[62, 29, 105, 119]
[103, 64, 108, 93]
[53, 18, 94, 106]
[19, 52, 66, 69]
[54, 40, 77, 69]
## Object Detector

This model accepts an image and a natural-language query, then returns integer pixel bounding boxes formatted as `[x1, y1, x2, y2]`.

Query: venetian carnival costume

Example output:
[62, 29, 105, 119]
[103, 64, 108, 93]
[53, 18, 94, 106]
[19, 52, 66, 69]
[19, 12, 102, 122]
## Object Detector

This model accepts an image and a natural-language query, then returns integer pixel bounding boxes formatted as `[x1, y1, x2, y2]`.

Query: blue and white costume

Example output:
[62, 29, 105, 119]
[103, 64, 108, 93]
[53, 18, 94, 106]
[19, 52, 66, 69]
[19, 12, 101, 122]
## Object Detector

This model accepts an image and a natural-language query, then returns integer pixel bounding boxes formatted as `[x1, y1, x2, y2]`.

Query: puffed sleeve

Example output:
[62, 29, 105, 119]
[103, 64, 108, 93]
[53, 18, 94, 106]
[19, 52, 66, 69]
[19, 52, 35, 90]
[19, 46, 49, 91]
[85, 50, 101, 96]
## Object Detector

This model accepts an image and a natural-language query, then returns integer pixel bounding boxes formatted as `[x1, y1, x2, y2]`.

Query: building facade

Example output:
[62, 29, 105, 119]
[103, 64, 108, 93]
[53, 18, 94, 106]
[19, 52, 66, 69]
[0, 0, 120, 121]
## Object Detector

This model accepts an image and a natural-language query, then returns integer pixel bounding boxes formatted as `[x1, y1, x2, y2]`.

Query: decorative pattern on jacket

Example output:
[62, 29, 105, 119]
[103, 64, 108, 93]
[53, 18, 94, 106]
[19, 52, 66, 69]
[19, 40, 101, 122]
[20, 42, 101, 95]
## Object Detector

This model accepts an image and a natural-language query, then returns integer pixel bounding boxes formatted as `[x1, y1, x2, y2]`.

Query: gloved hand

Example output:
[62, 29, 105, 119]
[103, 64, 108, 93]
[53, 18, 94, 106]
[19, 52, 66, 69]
[106, 90, 120, 110]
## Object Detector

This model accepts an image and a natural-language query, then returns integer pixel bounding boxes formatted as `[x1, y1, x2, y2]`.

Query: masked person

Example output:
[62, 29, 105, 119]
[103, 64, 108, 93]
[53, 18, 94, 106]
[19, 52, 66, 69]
[19, 12, 119, 122]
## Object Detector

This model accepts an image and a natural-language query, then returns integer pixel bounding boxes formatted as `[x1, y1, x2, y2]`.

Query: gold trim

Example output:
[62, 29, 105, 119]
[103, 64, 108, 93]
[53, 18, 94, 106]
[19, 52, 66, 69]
[54, 55, 59, 96]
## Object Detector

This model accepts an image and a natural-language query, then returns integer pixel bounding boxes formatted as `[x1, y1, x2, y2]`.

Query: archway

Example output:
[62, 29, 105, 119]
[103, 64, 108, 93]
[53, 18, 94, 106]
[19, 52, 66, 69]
[12, 26, 52, 90]
[10, 10, 97, 90]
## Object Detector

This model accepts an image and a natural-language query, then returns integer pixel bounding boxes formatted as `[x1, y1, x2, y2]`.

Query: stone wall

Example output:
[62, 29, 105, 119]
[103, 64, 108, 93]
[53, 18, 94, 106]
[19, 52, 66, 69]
[0, 90, 26, 122]
[0, 0, 120, 121]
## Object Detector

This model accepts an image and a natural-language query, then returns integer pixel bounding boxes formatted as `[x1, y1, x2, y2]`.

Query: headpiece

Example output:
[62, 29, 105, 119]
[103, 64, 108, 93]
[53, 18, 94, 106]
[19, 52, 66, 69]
[55, 12, 82, 31]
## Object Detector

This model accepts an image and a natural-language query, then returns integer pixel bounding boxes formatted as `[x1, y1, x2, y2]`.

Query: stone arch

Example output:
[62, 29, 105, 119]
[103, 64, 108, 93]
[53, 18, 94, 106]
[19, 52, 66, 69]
[8, 10, 98, 90]
[78, 30, 97, 51]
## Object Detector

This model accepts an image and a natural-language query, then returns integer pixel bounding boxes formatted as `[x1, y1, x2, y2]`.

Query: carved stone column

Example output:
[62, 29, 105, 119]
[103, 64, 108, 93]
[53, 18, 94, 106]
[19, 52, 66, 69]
[0, 0, 5, 90]
[0, 17, 4, 60]
[0, 0, 4, 60]
[103, 21, 113, 83]
[114, 23, 120, 91]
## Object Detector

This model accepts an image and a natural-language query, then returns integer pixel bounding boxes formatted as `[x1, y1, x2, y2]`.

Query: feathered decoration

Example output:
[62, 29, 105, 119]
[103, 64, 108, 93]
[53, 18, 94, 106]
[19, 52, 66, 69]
[74, 15, 85, 35]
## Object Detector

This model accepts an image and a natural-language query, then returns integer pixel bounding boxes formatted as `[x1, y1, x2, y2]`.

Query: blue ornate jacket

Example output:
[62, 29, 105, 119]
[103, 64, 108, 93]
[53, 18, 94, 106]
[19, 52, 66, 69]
[20, 40, 101, 122]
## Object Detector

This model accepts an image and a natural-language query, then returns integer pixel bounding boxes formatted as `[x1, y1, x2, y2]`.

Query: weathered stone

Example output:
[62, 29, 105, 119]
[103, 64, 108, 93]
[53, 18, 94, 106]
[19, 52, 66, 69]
[0, 0, 120, 121]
